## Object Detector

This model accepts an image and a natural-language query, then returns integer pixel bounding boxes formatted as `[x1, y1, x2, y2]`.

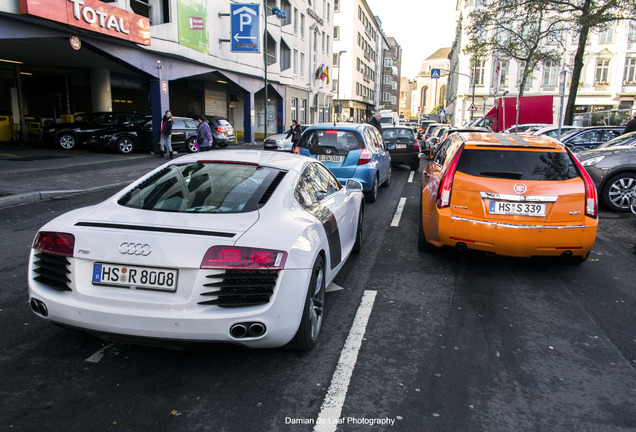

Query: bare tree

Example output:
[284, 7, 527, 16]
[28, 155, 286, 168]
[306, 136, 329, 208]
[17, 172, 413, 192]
[465, 1, 567, 97]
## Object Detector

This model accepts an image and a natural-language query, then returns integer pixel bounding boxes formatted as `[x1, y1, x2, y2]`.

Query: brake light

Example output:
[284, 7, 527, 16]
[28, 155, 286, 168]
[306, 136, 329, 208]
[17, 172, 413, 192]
[414, 139, 420, 152]
[437, 146, 463, 208]
[326, 130, 338, 134]
[200, 246, 287, 270]
[216, 127, 226, 134]
[357, 148, 372, 165]
[33, 231, 75, 257]
[568, 149, 598, 218]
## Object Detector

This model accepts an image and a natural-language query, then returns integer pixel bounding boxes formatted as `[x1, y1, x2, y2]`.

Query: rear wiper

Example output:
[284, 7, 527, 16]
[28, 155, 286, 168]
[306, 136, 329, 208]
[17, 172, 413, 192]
[479, 171, 523, 179]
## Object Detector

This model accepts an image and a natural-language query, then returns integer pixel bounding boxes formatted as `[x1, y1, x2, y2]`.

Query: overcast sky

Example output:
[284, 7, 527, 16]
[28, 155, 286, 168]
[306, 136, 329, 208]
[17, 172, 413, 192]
[365, 0, 458, 79]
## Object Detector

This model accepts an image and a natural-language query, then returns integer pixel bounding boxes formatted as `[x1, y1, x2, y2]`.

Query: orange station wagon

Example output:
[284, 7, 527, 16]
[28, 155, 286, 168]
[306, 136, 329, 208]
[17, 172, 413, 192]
[418, 131, 598, 263]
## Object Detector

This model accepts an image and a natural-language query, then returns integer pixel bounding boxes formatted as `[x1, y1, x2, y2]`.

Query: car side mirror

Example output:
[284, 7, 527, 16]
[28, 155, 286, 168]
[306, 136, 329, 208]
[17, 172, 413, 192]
[418, 149, 432, 160]
[345, 179, 363, 193]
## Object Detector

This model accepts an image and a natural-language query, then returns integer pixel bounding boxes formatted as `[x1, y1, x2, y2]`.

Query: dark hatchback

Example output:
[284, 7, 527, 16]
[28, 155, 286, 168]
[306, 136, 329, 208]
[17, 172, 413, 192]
[560, 126, 623, 152]
[89, 116, 199, 154]
[381, 126, 420, 171]
[42, 112, 146, 150]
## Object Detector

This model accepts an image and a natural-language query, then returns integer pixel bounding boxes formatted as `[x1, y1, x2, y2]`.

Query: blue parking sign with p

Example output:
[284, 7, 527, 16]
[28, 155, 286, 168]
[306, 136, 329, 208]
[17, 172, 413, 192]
[231, 4, 260, 53]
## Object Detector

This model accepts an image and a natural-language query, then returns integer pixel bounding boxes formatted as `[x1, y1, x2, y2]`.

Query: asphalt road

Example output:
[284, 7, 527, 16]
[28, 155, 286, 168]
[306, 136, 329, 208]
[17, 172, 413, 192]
[1, 162, 635, 432]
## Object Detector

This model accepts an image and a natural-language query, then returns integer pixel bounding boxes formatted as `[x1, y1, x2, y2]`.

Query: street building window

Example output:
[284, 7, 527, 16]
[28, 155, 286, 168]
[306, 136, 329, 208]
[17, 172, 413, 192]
[334, 26, 339, 40]
[543, 63, 558, 86]
[300, 99, 306, 123]
[473, 60, 485, 86]
[322, 31, 326, 53]
[301, 52, 305, 77]
[334, 0, 339, 13]
[623, 57, 636, 84]
[599, 27, 614, 43]
[294, 49, 299, 76]
[281, 41, 291, 71]
[383, 75, 392, 85]
[595, 59, 610, 84]
[327, 2, 331, 23]
[301, 14, 305, 39]
[384, 58, 392, 67]
[281, 0, 291, 26]
[293, 8, 298, 34]
[291, 98, 298, 121]
[629, 22, 636, 42]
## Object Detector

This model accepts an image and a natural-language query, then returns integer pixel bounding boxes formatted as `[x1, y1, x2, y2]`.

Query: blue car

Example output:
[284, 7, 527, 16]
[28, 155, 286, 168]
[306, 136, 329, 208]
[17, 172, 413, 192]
[294, 123, 391, 202]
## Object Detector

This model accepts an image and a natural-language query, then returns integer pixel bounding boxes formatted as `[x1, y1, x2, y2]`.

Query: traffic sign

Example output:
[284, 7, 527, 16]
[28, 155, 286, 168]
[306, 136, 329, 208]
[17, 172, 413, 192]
[430, 68, 441, 79]
[439, 109, 446, 116]
[231, 4, 259, 53]
[467, 102, 477, 112]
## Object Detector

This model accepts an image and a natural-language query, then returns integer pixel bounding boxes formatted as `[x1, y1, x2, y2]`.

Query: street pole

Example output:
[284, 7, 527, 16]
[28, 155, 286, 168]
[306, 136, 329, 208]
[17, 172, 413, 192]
[336, 50, 346, 122]
[558, 65, 567, 139]
[471, 62, 476, 121]
[263, 0, 268, 141]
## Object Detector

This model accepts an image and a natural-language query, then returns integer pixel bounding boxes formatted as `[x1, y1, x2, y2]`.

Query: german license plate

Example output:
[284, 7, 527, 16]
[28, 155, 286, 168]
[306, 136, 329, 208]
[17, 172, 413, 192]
[92, 263, 178, 292]
[395, 144, 407, 149]
[489, 201, 546, 216]
[317, 155, 344, 163]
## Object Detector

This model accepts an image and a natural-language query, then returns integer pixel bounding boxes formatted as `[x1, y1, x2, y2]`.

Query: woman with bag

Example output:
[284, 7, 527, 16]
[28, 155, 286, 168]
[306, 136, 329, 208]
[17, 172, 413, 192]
[197, 115, 212, 151]
[286, 120, 302, 150]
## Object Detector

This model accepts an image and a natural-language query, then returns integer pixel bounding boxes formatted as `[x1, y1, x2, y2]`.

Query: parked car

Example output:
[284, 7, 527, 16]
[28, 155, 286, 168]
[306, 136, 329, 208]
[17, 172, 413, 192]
[42, 112, 146, 150]
[418, 131, 597, 263]
[576, 131, 636, 212]
[421, 123, 445, 146]
[528, 125, 579, 140]
[263, 124, 312, 151]
[381, 126, 420, 171]
[425, 124, 450, 151]
[439, 126, 491, 144]
[560, 126, 623, 152]
[206, 115, 236, 147]
[418, 120, 438, 139]
[27, 150, 364, 350]
[294, 123, 392, 203]
[90, 116, 199, 154]
[502, 123, 552, 133]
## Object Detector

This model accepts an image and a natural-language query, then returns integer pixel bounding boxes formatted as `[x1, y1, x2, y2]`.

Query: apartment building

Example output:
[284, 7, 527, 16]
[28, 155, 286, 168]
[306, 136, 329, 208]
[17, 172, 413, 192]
[448, 0, 636, 126]
[0, 0, 334, 144]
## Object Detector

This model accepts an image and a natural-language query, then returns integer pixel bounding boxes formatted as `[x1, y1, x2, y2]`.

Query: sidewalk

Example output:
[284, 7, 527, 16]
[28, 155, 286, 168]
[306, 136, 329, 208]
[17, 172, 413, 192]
[0, 141, 259, 208]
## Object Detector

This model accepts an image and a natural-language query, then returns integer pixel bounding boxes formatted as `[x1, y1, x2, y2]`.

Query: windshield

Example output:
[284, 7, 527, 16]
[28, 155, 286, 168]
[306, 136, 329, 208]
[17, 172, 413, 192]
[382, 128, 415, 141]
[596, 132, 636, 149]
[118, 162, 284, 213]
[297, 129, 363, 152]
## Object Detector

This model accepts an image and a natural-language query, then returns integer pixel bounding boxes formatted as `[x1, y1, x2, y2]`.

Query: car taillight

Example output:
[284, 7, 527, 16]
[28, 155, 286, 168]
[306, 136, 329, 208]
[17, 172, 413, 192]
[33, 231, 75, 257]
[216, 127, 226, 134]
[414, 139, 420, 152]
[569, 149, 598, 218]
[437, 146, 463, 208]
[357, 148, 372, 165]
[293, 146, 300, 154]
[200, 246, 287, 270]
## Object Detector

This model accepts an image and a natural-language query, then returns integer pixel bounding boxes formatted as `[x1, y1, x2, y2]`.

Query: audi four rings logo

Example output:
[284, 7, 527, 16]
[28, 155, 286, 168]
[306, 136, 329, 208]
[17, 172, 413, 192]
[119, 243, 152, 256]
[513, 183, 527, 194]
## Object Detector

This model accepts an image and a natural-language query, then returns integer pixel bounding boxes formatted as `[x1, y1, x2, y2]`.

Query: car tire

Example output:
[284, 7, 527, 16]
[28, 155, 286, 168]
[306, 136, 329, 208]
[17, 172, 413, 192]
[186, 137, 198, 153]
[602, 173, 636, 212]
[216, 139, 229, 148]
[352, 206, 364, 254]
[410, 160, 420, 171]
[57, 133, 77, 150]
[116, 136, 134, 154]
[569, 251, 590, 265]
[572, 146, 584, 153]
[288, 255, 325, 351]
[364, 175, 378, 203]
[381, 166, 392, 188]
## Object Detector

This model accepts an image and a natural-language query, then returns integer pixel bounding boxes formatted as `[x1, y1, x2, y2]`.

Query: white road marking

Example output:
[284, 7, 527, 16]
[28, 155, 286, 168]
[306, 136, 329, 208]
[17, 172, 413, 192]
[390, 197, 407, 227]
[85, 344, 114, 363]
[314, 290, 377, 431]
[326, 283, 344, 292]
[408, 171, 415, 183]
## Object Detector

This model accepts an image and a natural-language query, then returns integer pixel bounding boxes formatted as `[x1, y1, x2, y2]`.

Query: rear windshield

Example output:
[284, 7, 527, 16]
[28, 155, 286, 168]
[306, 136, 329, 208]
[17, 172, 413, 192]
[297, 129, 363, 152]
[382, 128, 415, 141]
[456, 149, 578, 181]
[118, 163, 282, 213]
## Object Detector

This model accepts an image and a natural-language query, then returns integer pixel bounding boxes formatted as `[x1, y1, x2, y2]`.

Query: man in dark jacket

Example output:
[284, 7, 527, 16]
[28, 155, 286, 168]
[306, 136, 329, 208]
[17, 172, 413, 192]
[367, 112, 382, 131]
[624, 114, 636, 134]
[159, 110, 174, 158]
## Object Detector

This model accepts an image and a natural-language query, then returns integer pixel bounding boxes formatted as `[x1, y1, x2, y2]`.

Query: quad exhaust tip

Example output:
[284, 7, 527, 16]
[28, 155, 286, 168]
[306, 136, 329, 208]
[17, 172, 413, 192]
[230, 322, 266, 339]
[30, 298, 48, 317]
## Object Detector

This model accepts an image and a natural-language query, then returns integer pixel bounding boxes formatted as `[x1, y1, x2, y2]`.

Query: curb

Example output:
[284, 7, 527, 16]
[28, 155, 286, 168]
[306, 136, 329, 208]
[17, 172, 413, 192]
[0, 182, 131, 209]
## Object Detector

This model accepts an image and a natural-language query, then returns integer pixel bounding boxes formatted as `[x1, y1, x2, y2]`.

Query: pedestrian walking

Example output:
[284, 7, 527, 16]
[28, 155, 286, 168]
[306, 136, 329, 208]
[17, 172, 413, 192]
[197, 115, 212, 151]
[286, 120, 302, 149]
[159, 110, 174, 158]
[367, 111, 382, 131]
[623, 114, 636, 134]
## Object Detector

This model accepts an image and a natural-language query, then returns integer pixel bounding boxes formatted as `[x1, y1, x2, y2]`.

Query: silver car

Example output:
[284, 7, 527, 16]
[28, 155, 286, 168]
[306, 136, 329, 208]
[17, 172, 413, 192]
[577, 131, 636, 212]
[263, 124, 311, 151]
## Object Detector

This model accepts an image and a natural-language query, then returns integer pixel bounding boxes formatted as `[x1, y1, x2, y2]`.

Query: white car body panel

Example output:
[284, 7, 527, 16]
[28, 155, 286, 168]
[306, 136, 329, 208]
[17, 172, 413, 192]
[28, 151, 363, 348]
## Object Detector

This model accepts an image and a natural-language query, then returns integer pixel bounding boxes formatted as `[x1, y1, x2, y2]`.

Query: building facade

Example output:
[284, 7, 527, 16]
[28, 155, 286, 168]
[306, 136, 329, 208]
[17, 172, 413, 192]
[332, 0, 383, 123]
[415, 48, 451, 122]
[380, 36, 401, 114]
[0, 0, 334, 144]
[448, 0, 636, 126]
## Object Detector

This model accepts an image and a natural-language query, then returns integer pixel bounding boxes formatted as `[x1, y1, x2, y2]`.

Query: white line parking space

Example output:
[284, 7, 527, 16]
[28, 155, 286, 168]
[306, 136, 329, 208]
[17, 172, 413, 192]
[408, 171, 415, 183]
[314, 290, 377, 432]
[390, 197, 407, 227]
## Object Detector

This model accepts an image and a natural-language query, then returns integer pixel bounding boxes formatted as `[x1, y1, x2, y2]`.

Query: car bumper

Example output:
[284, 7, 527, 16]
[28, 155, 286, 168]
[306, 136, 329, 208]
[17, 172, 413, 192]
[389, 153, 418, 164]
[28, 267, 310, 348]
[427, 213, 597, 258]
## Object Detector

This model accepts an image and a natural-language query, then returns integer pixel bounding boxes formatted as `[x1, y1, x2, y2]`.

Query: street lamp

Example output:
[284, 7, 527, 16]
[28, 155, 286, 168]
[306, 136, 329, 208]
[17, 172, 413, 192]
[263, 2, 286, 141]
[335, 50, 346, 122]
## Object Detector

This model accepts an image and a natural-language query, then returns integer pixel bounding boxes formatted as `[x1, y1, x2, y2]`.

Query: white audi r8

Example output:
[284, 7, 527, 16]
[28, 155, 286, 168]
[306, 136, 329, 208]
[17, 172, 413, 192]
[28, 150, 364, 350]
